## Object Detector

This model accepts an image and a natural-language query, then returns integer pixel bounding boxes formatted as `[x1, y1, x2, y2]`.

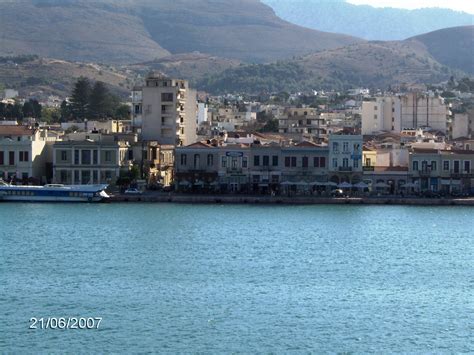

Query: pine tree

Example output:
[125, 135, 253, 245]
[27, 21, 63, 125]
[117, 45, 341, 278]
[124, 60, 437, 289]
[70, 77, 91, 120]
[89, 81, 110, 119]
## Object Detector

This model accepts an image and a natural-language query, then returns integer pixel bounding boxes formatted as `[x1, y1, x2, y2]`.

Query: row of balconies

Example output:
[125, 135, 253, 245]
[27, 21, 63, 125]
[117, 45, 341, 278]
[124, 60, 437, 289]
[416, 168, 473, 178]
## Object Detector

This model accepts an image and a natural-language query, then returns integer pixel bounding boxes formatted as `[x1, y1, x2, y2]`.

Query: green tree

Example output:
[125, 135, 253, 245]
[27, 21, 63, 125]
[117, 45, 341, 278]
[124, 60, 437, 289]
[60, 100, 71, 121]
[42, 107, 61, 123]
[89, 81, 111, 118]
[259, 119, 279, 132]
[22, 99, 42, 118]
[115, 104, 130, 119]
[70, 77, 91, 120]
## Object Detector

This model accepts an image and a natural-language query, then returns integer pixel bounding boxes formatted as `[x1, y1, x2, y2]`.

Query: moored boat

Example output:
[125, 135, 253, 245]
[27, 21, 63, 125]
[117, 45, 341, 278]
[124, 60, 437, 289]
[0, 180, 109, 202]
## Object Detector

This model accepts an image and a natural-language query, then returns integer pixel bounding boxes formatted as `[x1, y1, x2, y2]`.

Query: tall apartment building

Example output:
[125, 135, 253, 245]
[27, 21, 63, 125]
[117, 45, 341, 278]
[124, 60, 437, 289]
[278, 107, 324, 136]
[133, 73, 197, 146]
[362, 93, 448, 135]
[361, 96, 401, 134]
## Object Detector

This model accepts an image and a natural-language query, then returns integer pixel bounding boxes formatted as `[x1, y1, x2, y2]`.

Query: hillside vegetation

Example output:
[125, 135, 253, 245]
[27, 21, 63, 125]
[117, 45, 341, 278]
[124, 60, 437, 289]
[0, 0, 362, 64]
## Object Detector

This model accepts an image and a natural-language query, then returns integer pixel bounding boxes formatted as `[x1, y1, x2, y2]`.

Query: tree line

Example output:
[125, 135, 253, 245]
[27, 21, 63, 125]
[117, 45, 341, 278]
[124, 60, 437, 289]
[0, 77, 130, 123]
[0, 99, 42, 121]
[62, 77, 130, 121]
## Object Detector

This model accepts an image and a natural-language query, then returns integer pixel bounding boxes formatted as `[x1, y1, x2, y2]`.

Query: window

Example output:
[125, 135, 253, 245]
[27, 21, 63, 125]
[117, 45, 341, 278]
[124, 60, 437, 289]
[320, 157, 326, 167]
[302, 156, 308, 168]
[413, 161, 419, 171]
[353, 159, 359, 168]
[194, 154, 200, 169]
[365, 158, 371, 166]
[464, 160, 471, 173]
[453, 160, 460, 173]
[81, 150, 91, 165]
[342, 158, 349, 168]
[74, 170, 79, 182]
[353, 144, 360, 153]
[332, 158, 338, 168]
[19, 151, 29, 162]
[61, 151, 67, 161]
[431, 161, 437, 172]
[0, 151, 3, 165]
[207, 154, 213, 166]
[9, 151, 14, 165]
[60, 170, 67, 183]
[161, 93, 174, 101]
[92, 170, 98, 183]
[285, 157, 290, 167]
[180, 154, 187, 166]
[291, 157, 297, 167]
[332, 142, 339, 152]
[443, 161, 450, 171]
[221, 156, 227, 168]
[242, 157, 248, 168]
[134, 105, 141, 114]
[93, 150, 98, 164]
[105, 151, 112, 163]
[74, 150, 80, 164]
[105, 171, 112, 180]
[263, 155, 269, 167]
[272, 155, 278, 166]
[343, 142, 349, 152]
[161, 105, 166, 113]
[313, 157, 319, 167]
[254, 155, 260, 166]
[307, 119, 311, 125]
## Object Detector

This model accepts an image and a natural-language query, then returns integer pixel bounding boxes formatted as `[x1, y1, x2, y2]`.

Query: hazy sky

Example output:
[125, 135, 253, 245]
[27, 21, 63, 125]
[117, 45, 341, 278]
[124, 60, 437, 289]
[346, 0, 474, 14]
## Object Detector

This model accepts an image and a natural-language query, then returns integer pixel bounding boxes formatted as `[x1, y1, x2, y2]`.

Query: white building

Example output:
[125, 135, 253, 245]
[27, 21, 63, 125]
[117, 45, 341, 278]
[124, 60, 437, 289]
[0, 125, 53, 182]
[449, 113, 470, 140]
[362, 93, 448, 135]
[3, 89, 19, 100]
[328, 134, 363, 178]
[134, 73, 197, 146]
[197, 102, 208, 124]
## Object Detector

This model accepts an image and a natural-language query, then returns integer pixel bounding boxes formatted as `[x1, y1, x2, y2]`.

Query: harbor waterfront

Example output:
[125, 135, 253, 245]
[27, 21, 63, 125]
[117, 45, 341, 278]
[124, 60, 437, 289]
[1, 203, 473, 353]
[109, 192, 474, 206]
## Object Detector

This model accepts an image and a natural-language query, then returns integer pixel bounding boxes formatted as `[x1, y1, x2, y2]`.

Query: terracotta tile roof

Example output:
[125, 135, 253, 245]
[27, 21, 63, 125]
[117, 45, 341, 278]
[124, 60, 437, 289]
[0, 125, 35, 136]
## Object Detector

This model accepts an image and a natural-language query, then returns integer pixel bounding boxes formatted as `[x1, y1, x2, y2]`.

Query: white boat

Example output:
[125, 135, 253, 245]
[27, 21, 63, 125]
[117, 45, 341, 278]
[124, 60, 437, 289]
[0, 180, 109, 202]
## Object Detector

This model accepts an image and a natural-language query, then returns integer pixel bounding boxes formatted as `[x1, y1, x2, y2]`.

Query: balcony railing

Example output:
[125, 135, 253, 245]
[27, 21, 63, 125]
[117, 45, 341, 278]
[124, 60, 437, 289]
[226, 167, 243, 174]
[450, 169, 473, 178]
[418, 168, 432, 177]
[338, 166, 353, 172]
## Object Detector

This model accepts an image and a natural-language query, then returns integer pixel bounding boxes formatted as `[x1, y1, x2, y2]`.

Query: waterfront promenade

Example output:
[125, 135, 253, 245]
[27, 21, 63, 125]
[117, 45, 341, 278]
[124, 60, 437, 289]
[110, 192, 474, 206]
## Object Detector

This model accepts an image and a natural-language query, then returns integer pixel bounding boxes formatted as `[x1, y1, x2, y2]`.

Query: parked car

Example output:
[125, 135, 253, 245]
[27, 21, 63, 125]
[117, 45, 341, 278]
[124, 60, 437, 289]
[124, 188, 143, 195]
[330, 189, 344, 197]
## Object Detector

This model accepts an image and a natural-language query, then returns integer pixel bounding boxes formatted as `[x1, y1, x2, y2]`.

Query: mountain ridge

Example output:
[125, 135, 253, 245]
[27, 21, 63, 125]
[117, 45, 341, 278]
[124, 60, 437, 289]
[0, 0, 363, 64]
[262, 0, 474, 41]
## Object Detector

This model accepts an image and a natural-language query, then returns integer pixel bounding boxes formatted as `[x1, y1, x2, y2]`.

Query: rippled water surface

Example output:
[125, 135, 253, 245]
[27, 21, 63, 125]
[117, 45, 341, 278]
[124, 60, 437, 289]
[1, 203, 473, 353]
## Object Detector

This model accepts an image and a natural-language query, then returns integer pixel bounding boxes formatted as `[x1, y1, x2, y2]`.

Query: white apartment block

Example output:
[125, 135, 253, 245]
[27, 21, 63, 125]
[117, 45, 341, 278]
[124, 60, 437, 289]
[133, 73, 197, 146]
[362, 93, 448, 135]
